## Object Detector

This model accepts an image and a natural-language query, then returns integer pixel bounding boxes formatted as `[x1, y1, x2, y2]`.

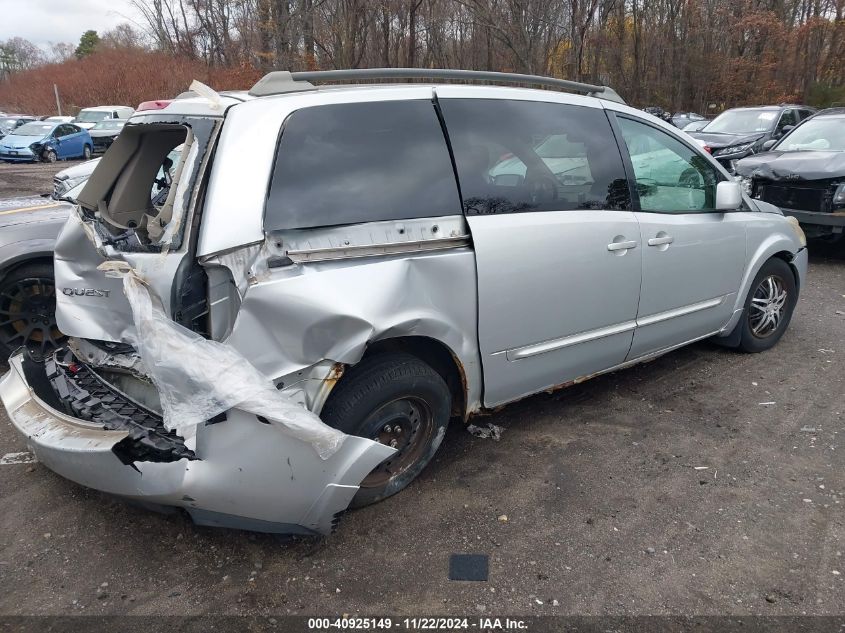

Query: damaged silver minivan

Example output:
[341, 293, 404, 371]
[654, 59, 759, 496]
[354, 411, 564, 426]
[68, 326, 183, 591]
[1, 70, 808, 535]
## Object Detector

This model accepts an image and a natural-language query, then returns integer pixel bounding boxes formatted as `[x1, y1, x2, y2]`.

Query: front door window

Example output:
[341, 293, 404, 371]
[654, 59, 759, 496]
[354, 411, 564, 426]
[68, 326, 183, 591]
[617, 117, 720, 213]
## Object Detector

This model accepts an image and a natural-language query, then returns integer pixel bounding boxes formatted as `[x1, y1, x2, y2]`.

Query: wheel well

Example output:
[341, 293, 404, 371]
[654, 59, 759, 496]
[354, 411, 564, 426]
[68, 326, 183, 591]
[359, 337, 467, 420]
[772, 250, 801, 291]
[1, 256, 54, 281]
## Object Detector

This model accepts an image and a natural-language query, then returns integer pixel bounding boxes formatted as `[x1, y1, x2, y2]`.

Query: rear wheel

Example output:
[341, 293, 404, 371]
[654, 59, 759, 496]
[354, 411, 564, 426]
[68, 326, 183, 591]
[0, 263, 64, 360]
[82, 144, 92, 160]
[736, 257, 797, 353]
[321, 353, 451, 507]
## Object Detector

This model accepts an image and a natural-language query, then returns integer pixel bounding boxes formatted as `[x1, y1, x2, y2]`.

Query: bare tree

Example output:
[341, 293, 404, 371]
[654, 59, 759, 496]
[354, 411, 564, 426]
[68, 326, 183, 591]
[122, 0, 845, 108]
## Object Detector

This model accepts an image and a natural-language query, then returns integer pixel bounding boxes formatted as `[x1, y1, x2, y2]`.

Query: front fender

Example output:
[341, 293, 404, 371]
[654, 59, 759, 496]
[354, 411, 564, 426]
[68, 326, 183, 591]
[718, 220, 804, 337]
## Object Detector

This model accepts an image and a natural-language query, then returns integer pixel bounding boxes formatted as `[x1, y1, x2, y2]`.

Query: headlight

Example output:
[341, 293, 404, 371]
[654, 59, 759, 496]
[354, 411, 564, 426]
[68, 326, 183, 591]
[833, 183, 845, 208]
[739, 176, 753, 196]
[713, 142, 754, 157]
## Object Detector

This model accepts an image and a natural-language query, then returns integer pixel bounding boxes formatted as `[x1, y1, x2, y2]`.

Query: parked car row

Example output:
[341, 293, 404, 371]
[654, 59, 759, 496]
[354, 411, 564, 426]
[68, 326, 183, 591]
[735, 107, 845, 241]
[642, 107, 709, 130]
[0, 105, 134, 162]
[687, 104, 817, 173]
[646, 102, 841, 239]
[0, 70, 809, 537]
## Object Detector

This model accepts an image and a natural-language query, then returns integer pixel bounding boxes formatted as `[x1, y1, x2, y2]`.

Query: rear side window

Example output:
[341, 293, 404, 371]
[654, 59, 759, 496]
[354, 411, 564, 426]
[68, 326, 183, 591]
[265, 100, 461, 231]
[439, 99, 631, 214]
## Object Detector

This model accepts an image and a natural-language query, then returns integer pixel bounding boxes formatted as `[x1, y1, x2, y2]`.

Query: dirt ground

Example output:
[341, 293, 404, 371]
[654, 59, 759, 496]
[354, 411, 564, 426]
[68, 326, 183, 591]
[0, 162, 843, 618]
[0, 161, 70, 198]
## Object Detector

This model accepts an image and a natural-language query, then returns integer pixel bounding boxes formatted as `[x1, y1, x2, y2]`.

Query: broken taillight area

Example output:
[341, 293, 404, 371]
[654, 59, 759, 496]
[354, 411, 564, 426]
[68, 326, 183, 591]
[22, 348, 196, 465]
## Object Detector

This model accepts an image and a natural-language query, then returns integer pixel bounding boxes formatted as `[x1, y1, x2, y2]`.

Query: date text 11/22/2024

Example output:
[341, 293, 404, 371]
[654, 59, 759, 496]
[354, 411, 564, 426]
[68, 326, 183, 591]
[307, 617, 529, 630]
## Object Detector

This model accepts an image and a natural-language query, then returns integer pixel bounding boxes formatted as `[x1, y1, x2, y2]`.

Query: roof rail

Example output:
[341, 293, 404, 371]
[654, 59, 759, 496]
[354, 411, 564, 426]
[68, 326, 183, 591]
[813, 106, 845, 116]
[248, 68, 625, 104]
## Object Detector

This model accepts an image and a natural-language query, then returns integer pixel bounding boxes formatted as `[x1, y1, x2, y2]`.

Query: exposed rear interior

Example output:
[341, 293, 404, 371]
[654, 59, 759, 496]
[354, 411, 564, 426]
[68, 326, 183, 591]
[76, 122, 193, 247]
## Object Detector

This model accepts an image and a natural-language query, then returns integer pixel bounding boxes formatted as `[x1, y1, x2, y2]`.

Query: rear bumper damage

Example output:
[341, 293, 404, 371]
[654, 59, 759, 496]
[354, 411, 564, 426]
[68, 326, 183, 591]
[1, 350, 394, 535]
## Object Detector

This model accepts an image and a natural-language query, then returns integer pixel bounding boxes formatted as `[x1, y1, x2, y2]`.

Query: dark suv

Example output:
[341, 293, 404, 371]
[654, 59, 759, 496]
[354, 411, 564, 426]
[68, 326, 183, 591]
[736, 107, 845, 241]
[689, 105, 816, 173]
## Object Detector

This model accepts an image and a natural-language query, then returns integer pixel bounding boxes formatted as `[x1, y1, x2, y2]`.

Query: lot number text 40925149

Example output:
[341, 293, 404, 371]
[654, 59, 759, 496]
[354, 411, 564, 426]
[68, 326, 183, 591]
[307, 617, 529, 630]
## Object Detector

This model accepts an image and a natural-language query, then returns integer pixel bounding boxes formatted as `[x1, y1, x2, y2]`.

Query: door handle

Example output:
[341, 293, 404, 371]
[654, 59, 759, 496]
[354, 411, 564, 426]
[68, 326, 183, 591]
[607, 240, 638, 252]
[647, 235, 674, 246]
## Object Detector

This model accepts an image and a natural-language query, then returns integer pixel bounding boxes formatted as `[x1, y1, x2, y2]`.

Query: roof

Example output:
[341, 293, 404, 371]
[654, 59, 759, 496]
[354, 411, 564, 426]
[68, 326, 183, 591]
[80, 105, 134, 111]
[727, 104, 812, 111]
[248, 68, 625, 104]
[812, 107, 845, 117]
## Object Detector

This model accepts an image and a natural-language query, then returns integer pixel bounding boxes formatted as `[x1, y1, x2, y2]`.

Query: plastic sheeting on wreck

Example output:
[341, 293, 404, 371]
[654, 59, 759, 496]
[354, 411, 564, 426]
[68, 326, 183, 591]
[99, 260, 347, 459]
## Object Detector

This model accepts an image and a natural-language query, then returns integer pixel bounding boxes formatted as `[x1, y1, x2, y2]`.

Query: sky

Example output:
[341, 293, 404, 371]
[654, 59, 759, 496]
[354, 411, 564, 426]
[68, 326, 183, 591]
[0, 0, 142, 50]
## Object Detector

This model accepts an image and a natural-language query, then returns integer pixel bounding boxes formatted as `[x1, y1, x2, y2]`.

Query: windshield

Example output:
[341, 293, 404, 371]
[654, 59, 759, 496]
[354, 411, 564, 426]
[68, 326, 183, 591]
[93, 120, 125, 131]
[703, 109, 778, 134]
[776, 117, 845, 152]
[76, 110, 110, 123]
[10, 122, 55, 137]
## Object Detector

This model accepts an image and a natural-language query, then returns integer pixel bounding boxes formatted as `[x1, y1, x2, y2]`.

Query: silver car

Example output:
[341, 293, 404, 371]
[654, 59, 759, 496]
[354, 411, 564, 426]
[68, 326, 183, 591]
[0, 193, 77, 358]
[0, 70, 807, 536]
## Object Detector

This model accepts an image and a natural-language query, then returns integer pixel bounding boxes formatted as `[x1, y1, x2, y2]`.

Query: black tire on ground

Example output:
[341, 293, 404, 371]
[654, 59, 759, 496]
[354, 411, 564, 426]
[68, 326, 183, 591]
[321, 353, 451, 508]
[42, 149, 57, 163]
[736, 257, 797, 353]
[82, 144, 92, 159]
[0, 262, 64, 360]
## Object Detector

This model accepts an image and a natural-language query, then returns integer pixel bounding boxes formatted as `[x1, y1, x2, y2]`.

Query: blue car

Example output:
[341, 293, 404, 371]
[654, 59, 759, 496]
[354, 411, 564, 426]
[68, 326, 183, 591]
[0, 121, 93, 163]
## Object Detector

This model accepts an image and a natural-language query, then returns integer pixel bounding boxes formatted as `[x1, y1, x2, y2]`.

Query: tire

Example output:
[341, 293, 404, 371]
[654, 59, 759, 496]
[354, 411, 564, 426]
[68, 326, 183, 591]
[42, 149, 57, 163]
[82, 144, 92, 160]
[0, 262, 64, 360]
[321, 353, 451, 507]
[736, 257, 797, 353]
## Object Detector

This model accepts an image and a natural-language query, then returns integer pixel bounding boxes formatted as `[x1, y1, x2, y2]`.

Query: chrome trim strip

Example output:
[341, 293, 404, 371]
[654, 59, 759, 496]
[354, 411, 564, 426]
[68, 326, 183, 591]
[636, 296, 726, 328]
[505, 295, 727, 362]
[286, 235, 470, 263]
[506, 320, 637, 361]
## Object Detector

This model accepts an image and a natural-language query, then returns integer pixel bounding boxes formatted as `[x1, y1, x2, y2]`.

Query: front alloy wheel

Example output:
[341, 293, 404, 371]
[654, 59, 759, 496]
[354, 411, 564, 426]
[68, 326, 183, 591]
[749, 275, 787, 338]
[737, 257, 797, 353]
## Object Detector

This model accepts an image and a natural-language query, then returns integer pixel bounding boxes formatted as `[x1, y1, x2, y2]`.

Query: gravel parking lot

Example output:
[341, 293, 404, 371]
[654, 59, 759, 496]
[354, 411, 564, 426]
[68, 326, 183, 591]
[0, 161, 843, 618]
[0, 161, 69, 198]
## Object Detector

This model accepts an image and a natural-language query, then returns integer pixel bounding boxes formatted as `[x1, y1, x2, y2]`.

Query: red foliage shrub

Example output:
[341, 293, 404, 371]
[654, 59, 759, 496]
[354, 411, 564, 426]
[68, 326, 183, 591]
[0, 49, 263, 116]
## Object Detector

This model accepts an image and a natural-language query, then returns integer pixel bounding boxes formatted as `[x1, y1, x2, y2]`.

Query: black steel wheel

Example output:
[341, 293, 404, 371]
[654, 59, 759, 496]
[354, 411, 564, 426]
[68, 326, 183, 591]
[321, 353, 451, 507]
[0, 263, 64, 359]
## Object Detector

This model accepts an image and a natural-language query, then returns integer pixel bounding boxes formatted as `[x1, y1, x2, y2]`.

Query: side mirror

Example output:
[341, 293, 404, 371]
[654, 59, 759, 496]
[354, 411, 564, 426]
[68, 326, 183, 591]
[715, 181, 742, 211]
[762, 139, 777, 151]
[782, 125, 795, 135]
